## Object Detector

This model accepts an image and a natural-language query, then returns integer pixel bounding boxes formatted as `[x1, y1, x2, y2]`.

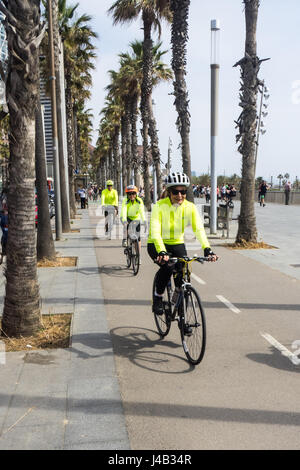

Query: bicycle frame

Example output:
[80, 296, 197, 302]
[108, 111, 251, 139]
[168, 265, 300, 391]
[153, 255, 209, 364]
[166, 256, 206, 321]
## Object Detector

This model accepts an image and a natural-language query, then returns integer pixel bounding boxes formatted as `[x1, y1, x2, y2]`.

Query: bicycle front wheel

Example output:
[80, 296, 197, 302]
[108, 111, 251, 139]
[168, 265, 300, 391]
[152, 272, 171, 337]
[132, 240, 140, 276]
[125, 240, 131, 268]
[180, 286, 206, 365]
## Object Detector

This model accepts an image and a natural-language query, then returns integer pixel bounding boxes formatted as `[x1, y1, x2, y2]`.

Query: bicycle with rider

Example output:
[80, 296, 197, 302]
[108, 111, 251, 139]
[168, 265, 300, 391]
[101, 180, 118, 238]
[147, 172, 218, 315]
[121, 185, 146, 258]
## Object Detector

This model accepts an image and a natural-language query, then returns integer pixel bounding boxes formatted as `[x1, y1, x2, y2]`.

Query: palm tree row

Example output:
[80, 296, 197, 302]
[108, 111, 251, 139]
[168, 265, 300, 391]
[95, 40, 172, 208]
[107, 0, 173, 208]
[0, 0, 97, 338]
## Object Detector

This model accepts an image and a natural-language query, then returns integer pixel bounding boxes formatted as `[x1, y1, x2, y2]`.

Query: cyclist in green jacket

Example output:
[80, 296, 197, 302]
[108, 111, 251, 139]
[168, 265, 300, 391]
[101, 180, 118, 238]
[121, 185, 145, 259]
[148, 172, 218, 314]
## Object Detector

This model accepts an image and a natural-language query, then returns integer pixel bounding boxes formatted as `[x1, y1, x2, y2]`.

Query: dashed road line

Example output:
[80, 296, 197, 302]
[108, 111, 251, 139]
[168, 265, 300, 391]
[191, 272, 206, 285]
[216, 295, 241, 314]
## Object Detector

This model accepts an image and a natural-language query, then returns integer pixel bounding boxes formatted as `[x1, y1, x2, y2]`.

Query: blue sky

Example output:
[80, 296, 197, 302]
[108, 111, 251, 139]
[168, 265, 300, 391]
[76, 0, 300, 184]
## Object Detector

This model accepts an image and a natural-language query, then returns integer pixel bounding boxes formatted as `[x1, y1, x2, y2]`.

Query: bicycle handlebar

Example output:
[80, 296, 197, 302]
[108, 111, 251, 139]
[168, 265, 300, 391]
[154, 254, 210, 265]
[168, 256, 209, 264]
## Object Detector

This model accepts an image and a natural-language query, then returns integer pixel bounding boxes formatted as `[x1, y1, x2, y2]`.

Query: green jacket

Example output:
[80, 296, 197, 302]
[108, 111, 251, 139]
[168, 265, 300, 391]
[148, 197, 210, 253]
[121, 196, 145, 222]
[101, 188, 118, 206]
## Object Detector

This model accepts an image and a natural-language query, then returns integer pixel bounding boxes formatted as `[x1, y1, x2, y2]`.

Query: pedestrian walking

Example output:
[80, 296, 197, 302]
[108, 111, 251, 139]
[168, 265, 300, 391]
[259, 180, 269, 207]
[284, 181, 292, 205]
[77, 187, 86, 209]
[205, 185, 211, 203]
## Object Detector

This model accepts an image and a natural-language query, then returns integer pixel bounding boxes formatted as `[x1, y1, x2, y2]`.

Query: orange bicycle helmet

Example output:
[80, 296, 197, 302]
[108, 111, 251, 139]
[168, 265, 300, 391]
[125, 185, 138, 193]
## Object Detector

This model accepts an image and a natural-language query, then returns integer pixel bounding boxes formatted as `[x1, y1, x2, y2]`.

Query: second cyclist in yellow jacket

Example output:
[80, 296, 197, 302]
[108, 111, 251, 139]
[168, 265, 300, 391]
[121, 185, 145, 259]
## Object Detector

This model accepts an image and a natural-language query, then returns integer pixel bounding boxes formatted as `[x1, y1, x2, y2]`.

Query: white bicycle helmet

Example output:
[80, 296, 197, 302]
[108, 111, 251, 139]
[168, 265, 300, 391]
[165, 172, 190, 188]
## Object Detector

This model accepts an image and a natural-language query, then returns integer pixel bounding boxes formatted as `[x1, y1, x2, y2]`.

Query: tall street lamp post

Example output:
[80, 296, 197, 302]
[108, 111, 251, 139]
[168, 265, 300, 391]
[210, 19, 220, 234]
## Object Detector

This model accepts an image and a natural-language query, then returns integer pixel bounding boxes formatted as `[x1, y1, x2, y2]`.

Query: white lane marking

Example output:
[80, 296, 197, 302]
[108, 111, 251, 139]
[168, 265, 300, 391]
[216, 295, 241, 314]
[191, 272, 206, 285]
[260, 332, 300, 365]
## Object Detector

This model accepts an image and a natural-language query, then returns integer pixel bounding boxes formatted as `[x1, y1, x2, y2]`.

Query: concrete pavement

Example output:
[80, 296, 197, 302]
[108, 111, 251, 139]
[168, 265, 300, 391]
[0, 210, 129, 450]
[0, 199, 299, 449]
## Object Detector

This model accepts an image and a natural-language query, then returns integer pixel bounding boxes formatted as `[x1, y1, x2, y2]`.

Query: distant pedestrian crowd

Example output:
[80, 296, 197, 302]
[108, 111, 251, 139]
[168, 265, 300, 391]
[192, 183, 237, 204]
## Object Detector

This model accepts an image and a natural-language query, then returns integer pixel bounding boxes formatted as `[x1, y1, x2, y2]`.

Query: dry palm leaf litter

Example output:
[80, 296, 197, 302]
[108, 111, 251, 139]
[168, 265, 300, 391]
[0, 314, 72, 352]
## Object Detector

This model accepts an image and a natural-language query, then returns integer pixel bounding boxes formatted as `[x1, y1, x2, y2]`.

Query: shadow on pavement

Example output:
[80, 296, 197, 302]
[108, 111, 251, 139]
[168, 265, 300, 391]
[98, 265, 134, 277]
[0, 391, 299, 426]
[110, 326, 194, 374]
[246, 348, 300, 373]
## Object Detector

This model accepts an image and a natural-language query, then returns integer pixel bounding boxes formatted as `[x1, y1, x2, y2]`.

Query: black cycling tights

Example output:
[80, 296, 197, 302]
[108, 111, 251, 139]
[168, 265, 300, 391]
[147, 243, 187, 295]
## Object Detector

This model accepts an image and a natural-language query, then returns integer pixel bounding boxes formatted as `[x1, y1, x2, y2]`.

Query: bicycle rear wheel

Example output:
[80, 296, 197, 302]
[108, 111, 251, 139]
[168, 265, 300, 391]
[180, 286, 206, 365]
[132, 239, 140, 276]
[152, 272, 171, 337]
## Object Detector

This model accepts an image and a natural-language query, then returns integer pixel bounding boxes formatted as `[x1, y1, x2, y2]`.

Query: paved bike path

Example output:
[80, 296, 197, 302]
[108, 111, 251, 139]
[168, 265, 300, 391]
[90, 203, 300, 450]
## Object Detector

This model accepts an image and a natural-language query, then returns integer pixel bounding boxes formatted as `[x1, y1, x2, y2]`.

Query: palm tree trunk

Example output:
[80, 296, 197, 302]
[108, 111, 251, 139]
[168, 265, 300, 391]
[121, 115, 127, 194]
[124, 98, 132, 186]
[170, 0, 194, 202]
[65, 71, 76, 219]
[108, 145, 113, 180]
[1, 0, 42, 337]
[130, 95, 139, 185]
[148, 96, 162, 197]
[141, 13, 153, 210]
[234, 0, 260, 243]
[36, 96, 56, 261]
[113, 125, 120, 193]
[52, 0, 70, 231]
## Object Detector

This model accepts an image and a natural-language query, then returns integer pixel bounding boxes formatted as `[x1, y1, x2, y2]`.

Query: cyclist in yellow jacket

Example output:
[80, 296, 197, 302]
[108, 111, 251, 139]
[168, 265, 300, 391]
[121, 185, 145, 259]
[148, 172, 218, 314]
[101, 180, 118, 238]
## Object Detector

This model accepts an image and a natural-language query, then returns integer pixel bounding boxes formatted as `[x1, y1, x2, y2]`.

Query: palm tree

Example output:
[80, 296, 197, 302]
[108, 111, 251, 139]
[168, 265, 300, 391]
[77, 106, 94, 173]
[36, 73, 56, 261]
[105, 68, 131, 190]
[113, 40, 172, 194]
[234, 0, 263, 243]
[52, 0, 71, 232]
[100, 98, 122, 191]
[169, 0, 194, 201]
[108, 0, 172, 209]
[60, 5, 97, 217]
[0, 0, 44, 336]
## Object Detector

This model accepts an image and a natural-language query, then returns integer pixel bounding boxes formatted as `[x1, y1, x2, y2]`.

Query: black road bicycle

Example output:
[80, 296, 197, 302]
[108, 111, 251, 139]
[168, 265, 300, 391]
[124, 220, 140, 276]
[152, 256, 209, 365]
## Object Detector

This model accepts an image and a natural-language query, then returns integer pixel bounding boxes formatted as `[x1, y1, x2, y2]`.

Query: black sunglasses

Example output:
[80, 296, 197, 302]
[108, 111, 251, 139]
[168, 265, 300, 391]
[127, 192, 136, 196]
[170, 188, 187, 195]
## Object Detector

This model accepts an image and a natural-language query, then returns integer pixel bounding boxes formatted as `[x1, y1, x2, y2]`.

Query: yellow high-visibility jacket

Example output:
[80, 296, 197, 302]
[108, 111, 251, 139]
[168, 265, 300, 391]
[101, 188, 118, 207]
[148, 197, 210, 253]
[121, 196, 145, 222]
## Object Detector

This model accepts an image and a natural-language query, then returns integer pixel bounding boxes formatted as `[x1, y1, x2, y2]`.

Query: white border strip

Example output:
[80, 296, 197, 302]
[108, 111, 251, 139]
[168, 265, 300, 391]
[216, 295, 241, 314]
[191, 272, 206, 285]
